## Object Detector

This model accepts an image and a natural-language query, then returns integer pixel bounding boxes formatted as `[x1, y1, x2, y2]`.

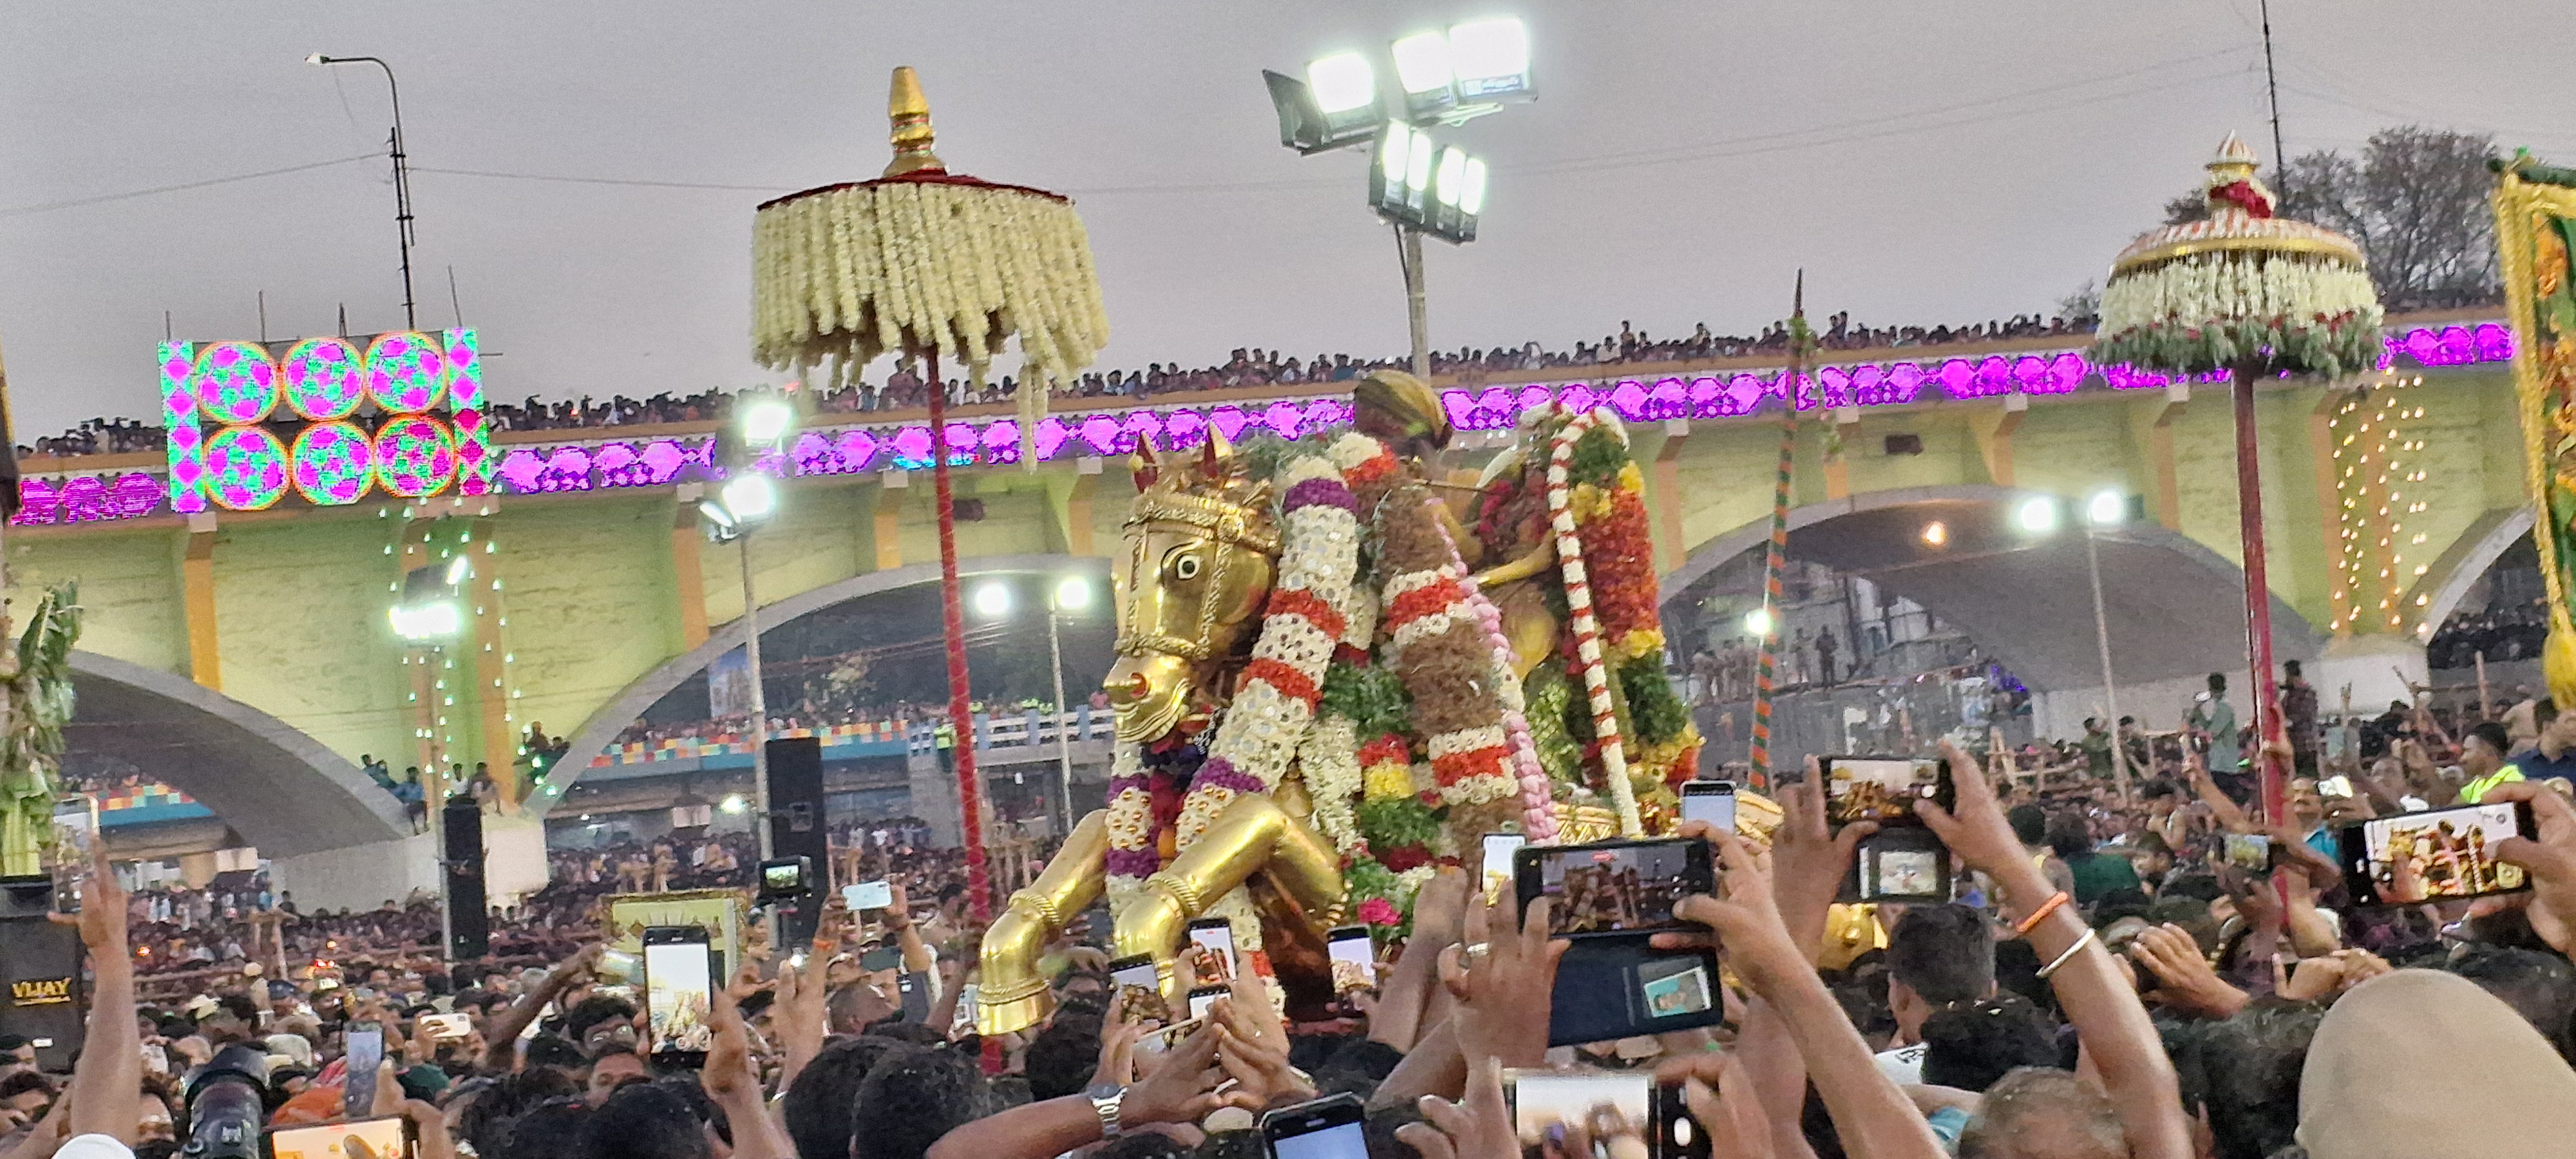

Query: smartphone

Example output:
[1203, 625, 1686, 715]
[1820, 756, 1952, 828]
[1260, 1093, 1367, 1159]
[342, 1023, 382, 1118]
[642, 925, 715, 1068]
[2336, 800, 2539, 905]
[2221, 833, 2274, 873]
[1515, 838, 1714, 937]
[1325, 925, 1376, 1001]
[1186, 917, 1236, 986]
[1848, 827, 1952, 902]
[758, 857, 811, 901]
[1107, 953, 1170, 1024]
[1481, 832, 1526, 900]
[142, 1043, 168, 1076]
[1504, 1069, 1707, 1159]
[1187, 985, 1227, 1021]
[419, 1012, 472, 1041]
[844, 879, 894, 911]
[1680, 780, 1737, 832]
[2317, 775, 2355, 798]
[270, 1115, 409, 1159]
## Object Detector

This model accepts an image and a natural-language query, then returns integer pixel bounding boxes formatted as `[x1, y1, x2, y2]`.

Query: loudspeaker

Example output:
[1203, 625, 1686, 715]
[0, 916, 84, 1071]
[443, 800, 489, 960]
[766, 737, 828, 945]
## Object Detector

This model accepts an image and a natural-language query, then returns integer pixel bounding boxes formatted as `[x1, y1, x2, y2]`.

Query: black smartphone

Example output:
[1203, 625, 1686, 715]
[1680, 780, 1736, 832]
[1260, 1092, 1367, 1159]
[2336, 800, 2539, 905]
[1186, 916, 1237, 987]
[1187, 985, 1228, 1021]
[1505, 1069, 1709, 1159]
[642, 925, 715, 1068]
[1824, 756, 1953, 902]
[270, 1115, 410, 1159]
[342, 1023, 382, 1118]
[1107, 952, 1170, 1024]
[1514, 838, 1714, 937]
[1325, 925, 1376, 1011]
[757, 856, 810, 901]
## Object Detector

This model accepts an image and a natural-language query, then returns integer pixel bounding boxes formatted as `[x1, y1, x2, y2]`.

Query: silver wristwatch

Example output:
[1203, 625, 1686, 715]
[1086, 1081, 1126, 1138]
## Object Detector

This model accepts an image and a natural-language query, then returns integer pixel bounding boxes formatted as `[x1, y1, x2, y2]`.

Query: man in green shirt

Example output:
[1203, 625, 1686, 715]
[2080, 717, 2114, 780]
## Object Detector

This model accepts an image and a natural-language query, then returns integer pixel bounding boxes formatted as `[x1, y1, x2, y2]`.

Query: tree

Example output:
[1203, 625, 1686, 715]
[2058, 280, 2101, 326]
[2159, 126, 2501, 310]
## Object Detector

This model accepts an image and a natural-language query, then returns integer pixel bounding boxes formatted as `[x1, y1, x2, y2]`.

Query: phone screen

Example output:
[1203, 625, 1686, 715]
[270, 1116, 406, 1159]
[1108, 954, 1170, 1024]
[1481, 833, 1525, 900]
[845, 880, 894, 910]
[342, 1025, 382, 1117]
[2221, 833, 2273, 872]
[1186, 919, 1236, 986]
[2338, 800, 2535, 905]
[644, 933, 715, 1059]
[760, 858, 806, 897]
[422, 1013, 471, 1040]
[1518, 839, 1710, 936]
[1823, 757, 1948, 828]
[1508, 1071, 1651, 1145]
[1852, 827, 1950, 901]
[1325, 926, 1375, 995]
[1188, 985, 1226, 1021]
[1680, 782, 1736, 831]
[1263, 1095, 1367, 1159]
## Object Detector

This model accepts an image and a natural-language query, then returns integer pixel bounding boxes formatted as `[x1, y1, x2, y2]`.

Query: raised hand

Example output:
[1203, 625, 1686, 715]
[1672, 828, 1806, 995]
[1763, 764, 1873, 958]
[1437, 887, 1566, 1068]
[1911, 740, 2025, 880]
[1121, 1022, 1258, 1127]
[1396, 1057, 1519, 1159]
[2128, 924, 2246, 1019]
[2490, 782, 2576, 955]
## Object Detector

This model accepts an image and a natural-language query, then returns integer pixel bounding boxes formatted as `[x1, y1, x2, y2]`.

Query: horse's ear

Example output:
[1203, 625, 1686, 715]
[1201, 426, 1231, 475]
[1132, 442, 1159, 491]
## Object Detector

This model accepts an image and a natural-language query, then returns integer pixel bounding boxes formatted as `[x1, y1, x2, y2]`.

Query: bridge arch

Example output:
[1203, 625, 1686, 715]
[530, 552, 1113, 817]
[1659, 484, 2324, 701]
[2407, 507, 2535, 643]
[70, 652, 409, 857]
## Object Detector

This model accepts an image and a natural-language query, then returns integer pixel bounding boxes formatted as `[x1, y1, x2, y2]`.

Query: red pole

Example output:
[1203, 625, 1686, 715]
[927, 348, 993, 922]
[2230, 365, 2288, 828]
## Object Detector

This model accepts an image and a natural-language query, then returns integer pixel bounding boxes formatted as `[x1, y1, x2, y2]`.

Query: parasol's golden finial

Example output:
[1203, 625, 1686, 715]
[885, 66, 944, 178]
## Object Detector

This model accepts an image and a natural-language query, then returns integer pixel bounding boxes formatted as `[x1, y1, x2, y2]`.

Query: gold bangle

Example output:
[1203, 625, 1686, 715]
[2014, 891, 2071, 938]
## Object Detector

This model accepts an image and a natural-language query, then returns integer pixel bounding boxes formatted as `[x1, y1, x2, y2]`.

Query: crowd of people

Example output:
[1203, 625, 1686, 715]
[2425, 599, 2550, 670]
[17, 652, 2576, 1157]
[18, 310, 2095, 462]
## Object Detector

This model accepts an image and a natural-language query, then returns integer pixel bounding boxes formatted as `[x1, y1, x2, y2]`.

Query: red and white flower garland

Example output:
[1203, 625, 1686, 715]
[1544, 407, 1644, 837]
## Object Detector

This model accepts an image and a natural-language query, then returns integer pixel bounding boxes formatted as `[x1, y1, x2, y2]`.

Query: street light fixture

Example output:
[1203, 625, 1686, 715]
[307, 53, 417, 329]
[2014, 496, 2061, 535]
[2078, 489, 2132, 798]
[972, 581, 1012, 619]
[740, 397, 797, 446]
[701, 403, 797, 861]
[1743, 607, 1775, 637]
[1045, 575, 1096, 836]
[1263, 52, 1381, 155]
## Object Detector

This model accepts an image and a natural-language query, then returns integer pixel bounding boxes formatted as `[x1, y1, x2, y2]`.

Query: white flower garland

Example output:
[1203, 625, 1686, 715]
[1300, 715, 1368, 856]
[2098, 252, 2380, 337]
[1544, 407, 1645, 838]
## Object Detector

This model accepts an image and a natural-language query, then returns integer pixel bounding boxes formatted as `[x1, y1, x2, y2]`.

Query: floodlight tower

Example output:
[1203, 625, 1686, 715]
[1264, 17, 1529, 377]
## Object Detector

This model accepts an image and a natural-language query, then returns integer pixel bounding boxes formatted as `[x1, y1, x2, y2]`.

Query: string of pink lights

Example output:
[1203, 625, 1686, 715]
[8, 321, 2515, 527]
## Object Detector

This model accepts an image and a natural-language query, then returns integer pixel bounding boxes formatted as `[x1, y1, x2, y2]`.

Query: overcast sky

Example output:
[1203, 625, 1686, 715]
[2, 1, 2567, 439]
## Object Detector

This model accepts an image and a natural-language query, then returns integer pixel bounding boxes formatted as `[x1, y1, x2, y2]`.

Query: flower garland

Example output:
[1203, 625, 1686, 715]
[1559, 420, 1704, 810]
[1101, 741, 1153, 906]
[1298, 715, 1366, 856]
[1543, 407, 1644, 836]
[1338, 443, 1519, 809]
[2094, 252, 2383, 379]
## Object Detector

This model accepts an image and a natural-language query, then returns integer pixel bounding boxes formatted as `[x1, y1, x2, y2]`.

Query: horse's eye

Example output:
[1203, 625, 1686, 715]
[1171, 553, 1201, 581]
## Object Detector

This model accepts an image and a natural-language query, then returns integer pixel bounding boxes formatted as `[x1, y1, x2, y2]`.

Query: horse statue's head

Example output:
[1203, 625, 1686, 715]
[1103, 434, 1278, 743]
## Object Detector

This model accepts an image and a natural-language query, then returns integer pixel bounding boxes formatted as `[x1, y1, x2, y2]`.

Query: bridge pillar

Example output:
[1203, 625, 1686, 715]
[182, 515, 221, 690]
[909, 743, 963, 848]
[2130, 384, 2190, 530]
[2313, 635, 2428, 723]
[1638, 420, 1690, 572]
[872, 474, 907, 570]
[670, 497, 710, 651]
[1971, 397, 2028, 486]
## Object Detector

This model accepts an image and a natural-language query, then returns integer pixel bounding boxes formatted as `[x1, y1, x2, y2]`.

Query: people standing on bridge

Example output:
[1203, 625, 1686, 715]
[1817, 626, 1841, 687]
[394, 767, 427, 833]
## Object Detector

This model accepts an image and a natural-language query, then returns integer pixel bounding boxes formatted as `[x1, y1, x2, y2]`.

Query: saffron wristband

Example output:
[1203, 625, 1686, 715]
[2014, 890, 2071, 937]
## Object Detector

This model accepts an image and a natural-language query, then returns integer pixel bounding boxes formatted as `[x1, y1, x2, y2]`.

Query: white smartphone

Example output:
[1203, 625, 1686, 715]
[844, 880, 894, 910]
[1481, 833, 1526, 900]
[1681, 780, 1737, 831]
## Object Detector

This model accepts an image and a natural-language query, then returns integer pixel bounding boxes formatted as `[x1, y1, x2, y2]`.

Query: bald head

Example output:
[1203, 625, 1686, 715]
[1958, 1068, 2125, 1159]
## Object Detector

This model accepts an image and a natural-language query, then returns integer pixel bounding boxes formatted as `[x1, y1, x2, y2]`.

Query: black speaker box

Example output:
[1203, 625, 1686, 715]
[443, 800, 489, 960]
[0, 914, 84, 1071]
[767, 737, 828, 944]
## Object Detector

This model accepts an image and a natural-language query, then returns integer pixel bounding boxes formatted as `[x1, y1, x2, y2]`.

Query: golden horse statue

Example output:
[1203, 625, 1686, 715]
[977, 375, 1781, 1035]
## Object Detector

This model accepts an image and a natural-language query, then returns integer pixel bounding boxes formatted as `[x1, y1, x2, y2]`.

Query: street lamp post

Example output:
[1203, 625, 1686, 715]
[1047, 576, 1092, 836]
[708, 397, 796, 860]
[307, 54, 417, 330]
[2083, 491, 2133, 800]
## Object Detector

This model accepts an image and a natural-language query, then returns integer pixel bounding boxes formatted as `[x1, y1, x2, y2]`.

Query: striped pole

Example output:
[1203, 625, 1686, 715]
[1750, 274, 1810, 781]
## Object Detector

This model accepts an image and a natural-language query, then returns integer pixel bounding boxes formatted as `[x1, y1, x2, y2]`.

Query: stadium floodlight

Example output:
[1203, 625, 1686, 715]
[1448, 17, 1532, 102]
[1391, 30, 1457, 122]
[2087, 490, 2127, 527]
[741, 397, 795, 445]
[720, 474, 777, 524]
[2014, 496, 2060, 535]
[1457, 156, 1488, 215]
[1054, 575, 1092, 612]
[1263, 53, 1381, 155]
[389, 600, 462, 642]
[972, 581, 1012, 618]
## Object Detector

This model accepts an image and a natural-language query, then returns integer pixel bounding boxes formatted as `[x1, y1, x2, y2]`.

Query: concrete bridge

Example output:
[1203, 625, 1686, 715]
[12, 310, 2522, 895]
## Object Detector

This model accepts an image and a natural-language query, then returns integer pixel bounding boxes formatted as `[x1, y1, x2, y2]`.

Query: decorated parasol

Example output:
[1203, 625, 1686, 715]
[2094, 133, 2382, 824]
[752, 68, 1109, 919]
